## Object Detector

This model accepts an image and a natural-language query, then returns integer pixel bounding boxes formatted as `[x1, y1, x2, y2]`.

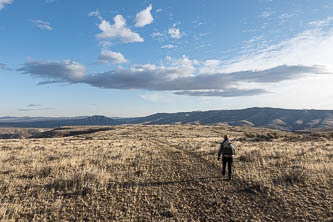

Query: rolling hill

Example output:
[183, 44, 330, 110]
[1, 107, 333, 131]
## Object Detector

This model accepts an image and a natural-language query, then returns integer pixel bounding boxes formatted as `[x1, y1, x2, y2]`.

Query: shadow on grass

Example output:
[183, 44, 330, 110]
[30, 127, 114, 138]
[107, 176, 222, 189]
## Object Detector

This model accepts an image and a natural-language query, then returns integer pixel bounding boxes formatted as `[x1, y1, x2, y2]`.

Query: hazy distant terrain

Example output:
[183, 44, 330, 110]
[1, 108, 333, 131]
[0, 125, 332, 221]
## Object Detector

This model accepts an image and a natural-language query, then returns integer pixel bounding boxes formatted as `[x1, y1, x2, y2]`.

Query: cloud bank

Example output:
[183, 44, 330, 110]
[18, 60, 85, 84]
[18, 59, 327, 97]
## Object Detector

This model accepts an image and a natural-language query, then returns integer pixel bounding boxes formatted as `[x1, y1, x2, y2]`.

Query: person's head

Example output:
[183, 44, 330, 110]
[224, 134, 229, 140]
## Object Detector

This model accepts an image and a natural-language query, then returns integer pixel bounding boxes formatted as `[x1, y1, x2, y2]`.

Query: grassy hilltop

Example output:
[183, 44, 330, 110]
[0, 125, 332, 221]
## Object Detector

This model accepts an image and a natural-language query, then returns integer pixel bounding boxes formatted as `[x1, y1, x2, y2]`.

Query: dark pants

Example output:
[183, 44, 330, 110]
[222, 156, 233, 178]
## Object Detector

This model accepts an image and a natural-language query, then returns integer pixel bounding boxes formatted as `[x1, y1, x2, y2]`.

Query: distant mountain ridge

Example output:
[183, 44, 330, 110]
[1, 108, 333, 131]
[121, 107, 333, 131]
[0, 115, 119, 128]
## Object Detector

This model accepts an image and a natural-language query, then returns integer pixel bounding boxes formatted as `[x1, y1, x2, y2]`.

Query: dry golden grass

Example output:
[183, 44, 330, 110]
[0, 125, 332, 221]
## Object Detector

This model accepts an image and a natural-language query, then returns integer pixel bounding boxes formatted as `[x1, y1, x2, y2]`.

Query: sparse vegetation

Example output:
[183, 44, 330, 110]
[0, 125, 332, 221]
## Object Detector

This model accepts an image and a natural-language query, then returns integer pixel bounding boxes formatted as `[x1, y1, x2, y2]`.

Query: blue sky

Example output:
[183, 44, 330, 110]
[1, 0, 333, 117]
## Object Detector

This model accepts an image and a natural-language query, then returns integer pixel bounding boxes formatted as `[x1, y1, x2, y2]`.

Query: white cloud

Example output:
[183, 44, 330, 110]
[161, 44, 175, 49]
[96, 15, 144, 43]
[165, 55, 199, 78]
[135, 4, 153, 27]
[98, 49, 128, 64]
[45, 0, 55, 3]
[0, 0, 12, 11]
[168, 26, 182, 39]
[32, 19, 53, 31]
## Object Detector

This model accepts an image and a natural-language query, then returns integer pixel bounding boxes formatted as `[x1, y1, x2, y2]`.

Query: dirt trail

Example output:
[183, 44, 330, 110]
[104, 133, 290, 221]
[147, 137, 291, 221]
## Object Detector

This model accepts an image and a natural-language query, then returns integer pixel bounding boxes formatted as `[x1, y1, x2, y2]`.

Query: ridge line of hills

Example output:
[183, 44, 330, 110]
[1, 107, 333, 131]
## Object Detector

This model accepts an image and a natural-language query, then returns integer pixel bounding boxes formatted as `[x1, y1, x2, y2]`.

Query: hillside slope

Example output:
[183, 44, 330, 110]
[123, 107, 333, 131]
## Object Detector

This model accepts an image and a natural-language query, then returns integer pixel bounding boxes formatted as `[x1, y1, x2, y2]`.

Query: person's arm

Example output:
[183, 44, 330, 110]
[217, 142, 223, 160]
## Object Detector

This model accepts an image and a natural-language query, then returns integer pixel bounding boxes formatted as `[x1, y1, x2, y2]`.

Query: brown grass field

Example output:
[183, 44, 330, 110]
[0, 125, 332, 221]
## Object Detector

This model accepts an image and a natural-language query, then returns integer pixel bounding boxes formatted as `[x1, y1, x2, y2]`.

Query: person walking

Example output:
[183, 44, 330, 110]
[218, 135, 235, 180]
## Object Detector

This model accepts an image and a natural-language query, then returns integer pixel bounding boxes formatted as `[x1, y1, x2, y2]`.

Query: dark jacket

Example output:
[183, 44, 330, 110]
[218, 139, 235, 159]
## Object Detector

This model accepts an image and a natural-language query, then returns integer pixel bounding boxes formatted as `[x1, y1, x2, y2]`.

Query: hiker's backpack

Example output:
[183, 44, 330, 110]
[223, 141, 234, 155]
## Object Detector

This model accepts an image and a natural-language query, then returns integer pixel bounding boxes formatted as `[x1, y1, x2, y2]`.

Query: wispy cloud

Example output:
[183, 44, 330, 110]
[308, 17, 333, 28]
[0, 63, 11, 71]
[31, 19, 53, 31]
[18, 104, 54, 112]
[161, 44, 175, 49]
[88, 10, 102, 20]
[135, 4, 153, 27]
[259, 10, 274, 18]
[151, 32, 167, 42]
[278, 13, 293, 20]
[18, 108, 55, 112]
[98, 49, 128, 64]
[168, 24, 182, 39]
[0, 0, 12, 11]
[174, 89, 268, 97]
[141, 92, 174, 103]
[222, 17, 333, 73]
[96, 15, 144, 43]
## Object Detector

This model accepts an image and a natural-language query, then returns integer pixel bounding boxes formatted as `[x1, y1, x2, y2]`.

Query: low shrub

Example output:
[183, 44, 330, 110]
[273, 167, 308, 185]
[238, 150, 262, 162]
